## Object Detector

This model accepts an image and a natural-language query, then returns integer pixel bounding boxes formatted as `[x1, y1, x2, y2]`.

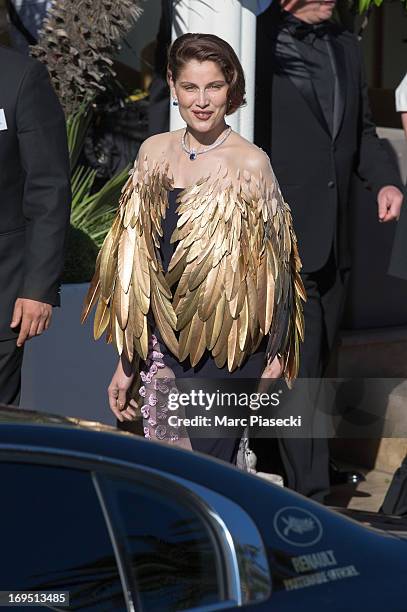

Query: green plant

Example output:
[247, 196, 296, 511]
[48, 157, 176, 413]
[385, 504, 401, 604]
[61, 103, 131, 281]
[70, 156, 130, 247]
[65, 101, 131, 248]
[66, 103, 93, 170]
[336, 0, 407, 34]
[357, 0, 407, 11]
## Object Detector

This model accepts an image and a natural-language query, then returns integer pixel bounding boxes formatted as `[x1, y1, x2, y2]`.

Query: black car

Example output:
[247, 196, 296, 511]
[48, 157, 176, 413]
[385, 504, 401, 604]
[0, 406, 406, 611]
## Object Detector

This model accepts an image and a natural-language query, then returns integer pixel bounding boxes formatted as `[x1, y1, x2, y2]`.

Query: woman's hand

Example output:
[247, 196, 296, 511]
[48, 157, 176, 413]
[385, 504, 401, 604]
[258, 355, 283, 392]
[108, 355, 136, 422]
[262, 355, 283, 379]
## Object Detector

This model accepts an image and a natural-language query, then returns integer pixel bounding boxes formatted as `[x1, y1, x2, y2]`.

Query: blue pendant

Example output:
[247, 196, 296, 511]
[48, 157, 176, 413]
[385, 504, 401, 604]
[189, 151, 197, 161]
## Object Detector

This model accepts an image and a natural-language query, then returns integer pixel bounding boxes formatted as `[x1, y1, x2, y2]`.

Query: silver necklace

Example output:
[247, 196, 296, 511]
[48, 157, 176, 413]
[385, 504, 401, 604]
[182, 126, 232, 161]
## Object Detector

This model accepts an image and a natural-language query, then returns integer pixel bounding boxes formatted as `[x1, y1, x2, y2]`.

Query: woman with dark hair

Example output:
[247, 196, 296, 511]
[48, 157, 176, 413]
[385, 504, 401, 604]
[83, 33, 304, 465]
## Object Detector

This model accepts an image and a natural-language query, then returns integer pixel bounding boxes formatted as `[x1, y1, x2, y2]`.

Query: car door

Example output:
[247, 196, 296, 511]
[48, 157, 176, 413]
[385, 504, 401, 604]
[0, 448, 272, 611]
[93, 460, 275, 612]
[0, 461, 127, 610]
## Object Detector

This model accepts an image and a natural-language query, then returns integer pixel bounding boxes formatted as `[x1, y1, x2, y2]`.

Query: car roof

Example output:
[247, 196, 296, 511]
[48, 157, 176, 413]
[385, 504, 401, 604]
[0, 404, 258, 494]
[0, 404, 120, 434]
[0, 403, 322, 523]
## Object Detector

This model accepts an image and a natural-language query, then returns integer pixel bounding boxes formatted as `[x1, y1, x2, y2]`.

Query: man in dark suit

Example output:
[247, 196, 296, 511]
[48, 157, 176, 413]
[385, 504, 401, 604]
[254, 0, 404, 501]
[0, 45, 71, 405]
[380, 81, 407, 517]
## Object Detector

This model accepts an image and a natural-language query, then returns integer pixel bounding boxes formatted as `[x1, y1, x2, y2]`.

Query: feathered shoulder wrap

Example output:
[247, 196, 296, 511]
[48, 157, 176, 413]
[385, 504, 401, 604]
[82, 153, 305, 381]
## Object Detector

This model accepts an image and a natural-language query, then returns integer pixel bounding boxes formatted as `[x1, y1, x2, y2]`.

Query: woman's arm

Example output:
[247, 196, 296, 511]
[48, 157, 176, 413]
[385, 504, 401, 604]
[108, 355, 136, 422]
[246, 148, 305, 382]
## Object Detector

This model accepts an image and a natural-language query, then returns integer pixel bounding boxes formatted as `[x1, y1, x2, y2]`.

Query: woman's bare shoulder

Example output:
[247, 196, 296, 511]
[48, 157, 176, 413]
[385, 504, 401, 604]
[226, 132, 271, 174]
[137, 130, 184, 160]
[138, 132, 170, 157]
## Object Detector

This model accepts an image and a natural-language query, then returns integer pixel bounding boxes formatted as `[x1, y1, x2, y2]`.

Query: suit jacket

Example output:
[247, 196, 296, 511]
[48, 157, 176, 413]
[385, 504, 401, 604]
[388, 183, 407, 280]
[0, 46, 71, 340]
[255, 9, 402, 273]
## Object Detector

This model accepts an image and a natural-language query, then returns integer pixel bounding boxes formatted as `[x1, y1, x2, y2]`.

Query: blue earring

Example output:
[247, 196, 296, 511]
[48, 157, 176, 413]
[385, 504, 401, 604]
[172, 99, 178, 107]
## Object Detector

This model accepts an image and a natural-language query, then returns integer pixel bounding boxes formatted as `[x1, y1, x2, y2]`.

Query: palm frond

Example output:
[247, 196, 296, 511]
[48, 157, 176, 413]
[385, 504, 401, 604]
[71, 164, 130, 246]
[31, 0, 144, 116]
[67, 104, 94, 169]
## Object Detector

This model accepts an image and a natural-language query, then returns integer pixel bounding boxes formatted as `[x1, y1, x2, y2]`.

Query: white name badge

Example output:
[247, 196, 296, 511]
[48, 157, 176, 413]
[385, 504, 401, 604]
[0, 109, 8, 131]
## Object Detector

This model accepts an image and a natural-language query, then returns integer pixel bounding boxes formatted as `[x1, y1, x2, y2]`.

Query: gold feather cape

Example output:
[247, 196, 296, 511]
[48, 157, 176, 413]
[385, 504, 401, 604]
[82, 154, 305, 381]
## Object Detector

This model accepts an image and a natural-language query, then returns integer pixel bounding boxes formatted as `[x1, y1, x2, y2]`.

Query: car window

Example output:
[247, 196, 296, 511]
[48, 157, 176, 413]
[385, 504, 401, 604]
[100, 475, 224, 611]
[0, 463, 126, 611]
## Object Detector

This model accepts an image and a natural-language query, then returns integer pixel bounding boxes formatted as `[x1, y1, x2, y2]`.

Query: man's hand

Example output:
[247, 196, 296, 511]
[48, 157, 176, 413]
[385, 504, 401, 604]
[10, 298, 52, 347]
[108, 356, 136, 422]
[377, 185, 404, 223]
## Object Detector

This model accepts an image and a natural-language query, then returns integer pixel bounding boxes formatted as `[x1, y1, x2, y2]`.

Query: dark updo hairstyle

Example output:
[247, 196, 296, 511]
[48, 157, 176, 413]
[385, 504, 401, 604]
[167, 33, 246, 115]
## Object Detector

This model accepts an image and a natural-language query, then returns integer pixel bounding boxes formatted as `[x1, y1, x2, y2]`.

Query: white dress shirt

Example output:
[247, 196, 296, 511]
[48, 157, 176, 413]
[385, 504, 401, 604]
[396, 73, 407, 112]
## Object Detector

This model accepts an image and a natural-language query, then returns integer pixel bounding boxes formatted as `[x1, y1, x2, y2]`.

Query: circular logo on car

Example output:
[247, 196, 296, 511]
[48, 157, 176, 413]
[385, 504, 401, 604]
[273, 506, 323, 547]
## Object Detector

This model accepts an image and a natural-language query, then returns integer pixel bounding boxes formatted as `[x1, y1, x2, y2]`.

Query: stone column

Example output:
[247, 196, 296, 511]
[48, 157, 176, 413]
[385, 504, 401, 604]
[170, 0, 258, 140]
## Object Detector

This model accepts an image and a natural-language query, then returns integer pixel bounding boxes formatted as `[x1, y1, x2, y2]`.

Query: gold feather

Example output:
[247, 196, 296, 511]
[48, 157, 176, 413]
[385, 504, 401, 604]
[113, 281, 130, 330]
[212, 305, 233, 358]
[130, 291, 145, 339]
[113, 316, 124, 355]
[188, 255, 214, 292]
[227, 318, 239, 371]
[132, 274, 149, 317]
[207, 293, 226, 350]
[246, 271, 258, 339]
[166, 257, 186, 292]
[257, 254, 268, 333]
[224, 257, 240, 301]
[151, 292, 178, 358]
[176, 286, 203, 331]
[100, 226, 117, 301]
[238, 296, 249, 351]
[138, 316, 148, 360]
[124, 325, 134, 363]
[214, 341, 228, 368]
[189, 317, 206, 366]
[198, 260, 223, 321]
[264, 258, 275, 334]
[185, 238, 206, 264]
[105, 321, 113, 345]
[140, 238, 152, 297]
[151, 282, 177, 329]
[93, 298, 110, 340]
[81, 275, 100, 324]
[167, 241, 187, 273]
[229, 279, 246, 319]
[178, 319, 192, 362]
[118, 226, 135, 294]
[143, 222, 159, 267]
[154, 268, 173, 300]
